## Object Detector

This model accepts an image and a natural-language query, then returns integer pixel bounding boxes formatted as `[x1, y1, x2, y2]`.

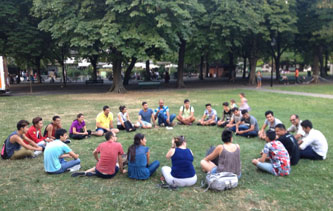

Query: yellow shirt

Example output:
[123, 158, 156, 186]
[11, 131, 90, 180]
[96, 111, 113, 129]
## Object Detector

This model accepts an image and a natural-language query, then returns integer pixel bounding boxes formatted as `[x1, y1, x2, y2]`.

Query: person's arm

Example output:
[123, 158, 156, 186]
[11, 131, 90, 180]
[204, 145, 222, 161]
[201, 114, 207, 122]
[227, 117, 235, 127]
[166, 148, 175, 159]
[14, 135, 43, 151]
[238, 125, 255, 134]
[59, 154, 71, 158]
[126, 113, 131, 122]
[118, 154, 125, 173]
[258, 153, 268, 163]
[178, 109, 183, 119]
[21, 134, 39, 148]
[189, 110, 194, 119]
[83, 125, 88, 134]
[299, 134, 313, 150]
[287, 124, 295, 133]
[151, 113, 157, 128]
[146, 150, 150, 165]
[68, 151, 79, 160]
[47, 125, 55, 139]
[110, 119, 114, 129]
[154, 109, 159, 119]
[260, 123, 267, 133]
[93, 149, 99, 161]
[166, 110, 170, 123]
[72, 127, 83, 135]
[235, 121, 242, 132]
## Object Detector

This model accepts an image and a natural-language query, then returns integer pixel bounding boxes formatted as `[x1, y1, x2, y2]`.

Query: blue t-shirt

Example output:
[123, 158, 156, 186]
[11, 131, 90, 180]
[171, 148, 196, 178]
[139, 109, 153, 123]
[44, 140, 72, 172]
[128, 145, 150, 179]
[154, 106, 169, 116]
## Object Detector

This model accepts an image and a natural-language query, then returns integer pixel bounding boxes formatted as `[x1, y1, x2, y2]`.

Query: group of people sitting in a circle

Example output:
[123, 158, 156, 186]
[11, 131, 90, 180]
[2, 93, 328, 188]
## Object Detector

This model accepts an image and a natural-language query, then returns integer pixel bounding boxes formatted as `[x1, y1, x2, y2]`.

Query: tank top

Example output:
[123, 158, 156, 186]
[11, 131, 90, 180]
[5, 132, 22, 158]
[171, 148, 196, 178]
[117, 112, 128, 125]
[217, 145, 241, 176]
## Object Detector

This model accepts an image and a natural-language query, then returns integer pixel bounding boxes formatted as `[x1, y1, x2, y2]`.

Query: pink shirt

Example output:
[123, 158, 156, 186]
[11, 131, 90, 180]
[95, 141, 124, 175]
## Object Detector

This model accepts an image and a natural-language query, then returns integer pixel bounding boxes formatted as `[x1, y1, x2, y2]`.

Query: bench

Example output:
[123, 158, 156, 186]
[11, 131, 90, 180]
[85, 79, 104, 85]
[138, 81, 161, 88]
[279, 76, 296, 84]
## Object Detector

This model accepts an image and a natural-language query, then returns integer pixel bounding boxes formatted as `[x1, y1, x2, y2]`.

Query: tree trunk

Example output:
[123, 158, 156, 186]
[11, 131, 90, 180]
[205, 56, 209, 78]
[109, 56, 126, 93]
[228, 52, 236, 82]
[90, 55, 98, 81]
[312, 46, 320, 83]
[145, 60, 151, 81]
[275, 54, 281, 80]
[123, 57, 137, 86]
[36, 57, 42, 84]
[319, 46, 324, 77]
[61, 47, 66, 87]
[242, 56, 247, 79]
[177, 37, 186, 88]
[249, 57, 258, 85]
[199, 55, 204, 80]
[324, 48, 328, 76]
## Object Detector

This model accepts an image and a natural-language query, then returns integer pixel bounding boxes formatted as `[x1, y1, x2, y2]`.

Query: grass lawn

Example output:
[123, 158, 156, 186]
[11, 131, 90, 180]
[0, 88, 332, 210]
[270, 83, 333, 95]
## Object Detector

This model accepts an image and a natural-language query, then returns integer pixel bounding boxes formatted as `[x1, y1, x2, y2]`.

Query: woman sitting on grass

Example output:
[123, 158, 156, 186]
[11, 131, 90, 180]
[161, 136, 197, 187]
[252, 130, 290, 176]
[127, 133, 160, 180]
[69, 113, 93, 140]
[117, 105, 137, 132]
[200, 129, 241, 179]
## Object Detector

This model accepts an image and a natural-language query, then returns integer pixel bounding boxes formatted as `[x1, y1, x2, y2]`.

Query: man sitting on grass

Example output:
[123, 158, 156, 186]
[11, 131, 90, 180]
[197, 104, 218, 126]
[258, 111, 282, 140]
[287, 114, 305, 141]
[2, 120, 43, 160]
[252, 130, 290, 176]
[44, 116, 71, 144]
[71, 131, 126, 178]
[217, 102, 232, 128]
[44, 129, 80, 174]
[154, 99, 176, 127]
[235, 110, 259, 137]
[299, 120, 328, 160]
[226, 107, 242, 132]
[95, 105, 119, 136]
[136, 102, 157, 129]
[176, 99, 195, 125]
[275, 124, 300, 166]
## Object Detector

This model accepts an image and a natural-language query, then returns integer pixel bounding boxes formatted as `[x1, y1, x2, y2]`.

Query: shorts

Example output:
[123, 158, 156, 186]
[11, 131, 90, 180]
[137, 121, 152, 127]
[96, 128, 108, 133]
[95, 166, 119, 179]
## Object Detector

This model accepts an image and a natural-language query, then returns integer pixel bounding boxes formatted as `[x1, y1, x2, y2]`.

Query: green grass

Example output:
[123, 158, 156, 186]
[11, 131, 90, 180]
[270, 84, 333, 95]
[1, 88, 332, 210]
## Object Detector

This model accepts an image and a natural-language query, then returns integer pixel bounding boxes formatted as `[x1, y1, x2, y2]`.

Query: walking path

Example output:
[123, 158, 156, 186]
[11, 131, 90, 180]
[246, 87, 333, 99]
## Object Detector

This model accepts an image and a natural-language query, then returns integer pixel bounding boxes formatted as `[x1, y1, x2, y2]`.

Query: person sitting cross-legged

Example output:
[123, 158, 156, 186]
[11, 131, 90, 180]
[200, 129, 241, 179]
[95, 105, 119, 136]
[287, 114, 305, 141]
[161, 136, 197, 187]
[127, 133, 160, 180]
[197, 104, 218, 126]
[135, 102, 157, 129]
[252, 130, 290, 176]
[298, 120, 328, 160]
[117, 105, 137, 132]
[258, 110, 282, 140]
[217, 102, 232, 128]
[154, 99, 176, 127]
[2, 120, 43, 160]
[226, 107, 242, 132]
[176, 99, 195, 125]
[235, 110, 259, 138]
[44, 129, 80, 174]
[71, 132, 126, 178]
[44, 116, 71, 144]
[69, 113, 93, 140]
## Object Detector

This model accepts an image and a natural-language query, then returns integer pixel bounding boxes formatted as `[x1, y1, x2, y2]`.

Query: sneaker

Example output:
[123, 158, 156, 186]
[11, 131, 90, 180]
[166, 126, 173, 130]
[85, 172, 96, 177]
[64, 139, 71, 144]
[33, 150, 43, 158]
[71, 172, 85, 177]
[69, 164, 81, 172]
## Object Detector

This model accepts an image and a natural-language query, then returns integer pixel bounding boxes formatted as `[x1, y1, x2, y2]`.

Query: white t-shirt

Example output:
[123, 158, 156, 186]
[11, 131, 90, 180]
[287, 121, 305, 137]
[300, 129, 328, 159]
[117, 112, 128, 125]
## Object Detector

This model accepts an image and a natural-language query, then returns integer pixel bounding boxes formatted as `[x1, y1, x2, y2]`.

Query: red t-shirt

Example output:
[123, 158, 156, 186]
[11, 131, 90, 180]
[95, 141, 124, 175]
[25, 125, 46, 144]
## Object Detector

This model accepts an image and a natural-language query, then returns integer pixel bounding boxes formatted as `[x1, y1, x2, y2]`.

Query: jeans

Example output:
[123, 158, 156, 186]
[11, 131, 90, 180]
[256, 162, 275, 175]
[70, 129, 91, 140]
[96, 166, 119, 179]
[300, 146, 323, 160]
[157, 113, 176, 126]
[148, 160, 160, 176]
[237, 125, 258, 137]
[50, 158, 81, 174]
[229, 126, 236, 132]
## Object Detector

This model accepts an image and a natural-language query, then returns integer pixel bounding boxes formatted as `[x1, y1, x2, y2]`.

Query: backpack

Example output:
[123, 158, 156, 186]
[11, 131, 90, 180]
[1, 140, 9, 159]
[203, 172, 238, 192]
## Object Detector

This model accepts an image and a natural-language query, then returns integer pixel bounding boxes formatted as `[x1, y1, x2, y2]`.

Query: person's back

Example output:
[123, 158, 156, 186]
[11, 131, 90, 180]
[217, 144, 241, 176]
[266, 140, 290, 176]
[277, 133, 300, 165]
[171, 148, 195, 178]
[301, 128, 328, 159]
[96, 141, 123, 175]
[128, 145, 149, 179]
[44, 139, 70, 172]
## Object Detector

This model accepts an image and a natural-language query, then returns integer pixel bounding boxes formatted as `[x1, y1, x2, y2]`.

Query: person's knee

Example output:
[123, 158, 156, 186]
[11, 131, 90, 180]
[200, 159, 207, 168]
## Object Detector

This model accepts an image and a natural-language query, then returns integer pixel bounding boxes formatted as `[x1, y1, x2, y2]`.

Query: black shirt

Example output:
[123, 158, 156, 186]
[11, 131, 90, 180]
[223, 109, 232, 121]
[277, 133, 300, 165]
